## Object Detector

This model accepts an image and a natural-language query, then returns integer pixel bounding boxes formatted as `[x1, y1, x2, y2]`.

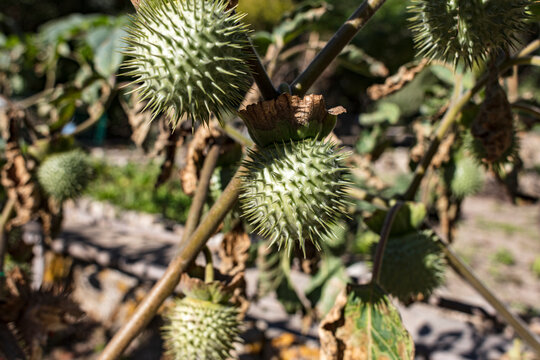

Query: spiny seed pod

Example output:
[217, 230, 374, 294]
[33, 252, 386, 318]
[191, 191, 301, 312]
[449, 156, 484, 198]
[240, 139, 351, 255]
[471, 75, 518, 167]
[123, 0, 252, 126]
[376, 230, 446, 303]
[408, 0, 531, 68]
[37, 150, 92, 202]
[162, 282, 242, 360]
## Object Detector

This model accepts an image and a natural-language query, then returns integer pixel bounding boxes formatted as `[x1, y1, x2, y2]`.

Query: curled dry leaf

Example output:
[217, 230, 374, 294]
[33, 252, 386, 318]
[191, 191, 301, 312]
[219, 224, 251, 316]
[367, 59, 429, 101]
[0, 267, 30, 322]
[319, 283, 414, 360]
[154, 117, 187, 188]
[119, 87, 154, 150]
[219, 223, 250, 276]
[224, 272, 249, 318]
[227, 0, 239, 10]
[0, 107, 41, 229]
[180, 123, 222, 196]
[432, 133, 456, 169]
[239, 93, 346, 147]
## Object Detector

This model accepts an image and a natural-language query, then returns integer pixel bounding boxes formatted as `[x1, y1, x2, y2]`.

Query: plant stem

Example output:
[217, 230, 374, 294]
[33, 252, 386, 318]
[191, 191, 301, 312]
[519, 39, 540, 57]
[182, 144, 221, 240]
[291, 0, 387, 96]
[98, 169, 243, 360]
[222, 122, 254, 148]
[202, 246, 214, 283]
[0, 197, 16, 300]
[511, 102, 540, 120]
[244, 37, 280, 100]
[347, 187, 389, 209]
[438, 236, 540, 354]
[71, 82, 115, 136]
[371, 201, 403, 283]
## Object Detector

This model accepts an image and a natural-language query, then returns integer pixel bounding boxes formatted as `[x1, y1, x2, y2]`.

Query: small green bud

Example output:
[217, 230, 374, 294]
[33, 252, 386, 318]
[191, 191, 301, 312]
[123, 0, 253, 126]
[37, 150, 92, 202]
[240, 139, 351, 255]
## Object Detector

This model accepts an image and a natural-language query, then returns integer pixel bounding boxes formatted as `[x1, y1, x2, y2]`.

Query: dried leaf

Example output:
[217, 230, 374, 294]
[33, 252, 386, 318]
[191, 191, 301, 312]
[180, 123, 222, 196]
[432, 133, 456, 169]
[0, 267, 30, 322]
[154, 117, 186, 188]
[224, 272, 249, 318]
[319, 283, 414, 360]
[239, 93, 344, 147]
[119, 88, 153, 149]
[367, 59, 429, 101]
[226, 0, 239, 10]
[0, 108, 41, 229]
[219, 223, 250, 276]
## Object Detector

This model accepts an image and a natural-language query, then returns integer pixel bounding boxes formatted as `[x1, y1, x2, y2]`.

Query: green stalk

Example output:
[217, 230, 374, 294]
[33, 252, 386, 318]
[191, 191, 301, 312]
[439, 237, 540, 354]
[291, 0, 388, 96]
[182, 144, 221, 239]
[244, 37, 280, 100]
[371, 201, 403, 283]
[98, 169, 243, 360]
[202, 246, 214, 284]
[0, 197, 16, 301]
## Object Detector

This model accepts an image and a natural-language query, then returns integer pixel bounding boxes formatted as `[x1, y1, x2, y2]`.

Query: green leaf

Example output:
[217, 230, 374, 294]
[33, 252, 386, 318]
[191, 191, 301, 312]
[359, 102, 400, 126]
[256, 242, 304, 314]
[365, 202, 426, 236]
[320, 283, 414, 359]
[273, 1, 329, 44]
[356, 126, 382, 155]
[93, 27, 126, 78]
[338, 45, 388, 78]
[305, 256, 349, 316]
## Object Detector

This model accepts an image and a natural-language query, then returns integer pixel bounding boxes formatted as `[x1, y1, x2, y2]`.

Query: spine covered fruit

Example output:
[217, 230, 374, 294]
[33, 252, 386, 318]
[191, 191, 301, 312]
[123, 0, 253, 126]
[240, 139, 351, 255]
[408, 0, 531, 68]
[162, 281, 242, 360]
[37, 150, 92, 202]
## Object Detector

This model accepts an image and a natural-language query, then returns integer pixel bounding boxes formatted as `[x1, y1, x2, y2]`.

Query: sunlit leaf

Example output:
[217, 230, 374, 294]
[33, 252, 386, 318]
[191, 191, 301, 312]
[320, 283, 414, 360]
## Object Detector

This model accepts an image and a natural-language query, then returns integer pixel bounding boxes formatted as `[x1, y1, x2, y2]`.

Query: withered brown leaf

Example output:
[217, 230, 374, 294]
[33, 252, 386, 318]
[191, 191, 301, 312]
[367, 59, 429, 101]
[180, 123, 222, 196]
[219, 223, 250, 276]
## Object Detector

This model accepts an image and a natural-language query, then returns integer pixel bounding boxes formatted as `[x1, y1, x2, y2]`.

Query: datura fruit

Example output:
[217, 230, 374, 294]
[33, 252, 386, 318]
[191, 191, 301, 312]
[123, 0, 252, 126]
[240, 139, 351, 255]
